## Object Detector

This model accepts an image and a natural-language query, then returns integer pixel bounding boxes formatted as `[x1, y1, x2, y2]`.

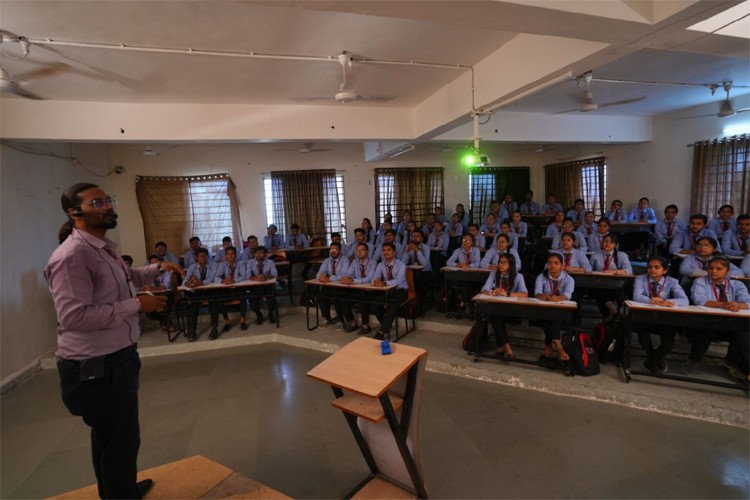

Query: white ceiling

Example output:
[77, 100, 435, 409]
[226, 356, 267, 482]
[1, 0, 748, 144]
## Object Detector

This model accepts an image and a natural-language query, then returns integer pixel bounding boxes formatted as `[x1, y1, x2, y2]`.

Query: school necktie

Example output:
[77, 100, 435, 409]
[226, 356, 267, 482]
[699, 259, 708, 271]
[257, 261, 263, 275]
[650, 281, 659, 298]
[551, 279, 560, 296]
[386, 264, 393, 280]
[722, 221, 729, 232]
[514, 224, 520, 234]
[464, 251, 471, 264]
[716, 283, 728, 302]
[586, 226, 592, 236]
[228, 265, 235, 283]
[360, 262, 366, 278]
[666, 222, 673, 237]
[293, 236, 297, 247]
[502, 276, 508, 290]
[604, 254, 612, 271]
[199, 267, 206, 281]
[740, 237, 748, 252]
[614, 212, 619, 222]
[331, 259, 337, 276]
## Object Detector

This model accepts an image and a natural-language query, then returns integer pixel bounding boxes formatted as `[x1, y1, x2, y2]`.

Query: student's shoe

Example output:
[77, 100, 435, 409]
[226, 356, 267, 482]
[657, 358, 668, 373]
[683, 358, 698, 374]
[187, 331, 197, 342]
[726, 363, 746, 381]
[345, 322, 359, 333]
[255, 312, 264, 325]
[222, 322, 231, 333]
[358, 325, 371, 335]
[240, 322, 248, 331]
[374, 328, 388, 340]
[209, 327, 219, 340]
[336, 321, 344, 331]
[268, 312, 276, 324]
[537, 354, 552, 368]
[137, 479, 154, 498]
[643, 358, 657, 373]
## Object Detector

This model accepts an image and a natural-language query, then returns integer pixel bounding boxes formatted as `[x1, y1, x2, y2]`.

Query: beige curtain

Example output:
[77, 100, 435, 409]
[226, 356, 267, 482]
[135, 174, 242, 258]
[374, 167, 444, 226]
[270, 169, 337, 240]
[545, 157, 606, 215]
[691, 135, 749, 216]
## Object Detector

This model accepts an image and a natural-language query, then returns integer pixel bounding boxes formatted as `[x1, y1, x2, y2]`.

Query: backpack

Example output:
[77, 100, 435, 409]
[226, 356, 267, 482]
[462, 320, 488, 354]
[591, 316, 624, 364]
[562, 331, 600, 376]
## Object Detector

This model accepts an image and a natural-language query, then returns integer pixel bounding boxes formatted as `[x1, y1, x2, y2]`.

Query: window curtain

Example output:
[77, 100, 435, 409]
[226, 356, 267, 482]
[691, 135, 749, 216]
[545, 157, 606, 215]
[469, 167, 530, 225]
[135, 174, 242, 257]
[270, 169, 337, 241]
[374, 167, 444, 228]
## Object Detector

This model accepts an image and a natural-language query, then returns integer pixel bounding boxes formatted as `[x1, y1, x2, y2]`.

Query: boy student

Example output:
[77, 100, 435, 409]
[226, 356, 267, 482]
[377, 220, 393, 246]
[566, 199, 586, 227]
[577, 211, 596, 238]
[669, 214, 718, 255]
[687, 257, 750, 380]
[632, 256, 689, 373]
[183, 248, 217, 342]
[348, 228, 373, 262]
[481, 253, 528, 358]
[373, 229, 404, 262]
[152, 241, 179, 264]
[340, 242, 378, 334]
[316, 242, 350, 328]
[468, 223, 486, 252]
[213, 236, 233, 263]
[606, 200, 627, 224]
[486, 200, 510, 224]
[542, 195, 563, 215]
[240, 235, 259, 261]
[723, 214, 750, 256]
[263, 224, 283, 250]
[629, 197, 657, 223]
[284, 223, 309, 249]
[402, 230, 432, 270]
[211, 246, 244, 338]
[519, 190, 540, 215]
[182, 236, 205, 268]
[500, 193, 517, 217]
[510, 210, 528, 253]
[421, 214, 436, 237]
[246, 246, 278, 326]
[544, 210, 566, 238]
[708, 204, 736, 238]
[372, 242, 409, 340]
[551, 218, 588, 251]
[434, 205, 448, 225]
[447, 233, 482, 310]
[655, 204, 684, 250]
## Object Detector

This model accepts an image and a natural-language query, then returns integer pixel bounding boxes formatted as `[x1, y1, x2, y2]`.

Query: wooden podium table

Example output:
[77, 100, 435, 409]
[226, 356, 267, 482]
[307, 337, 429, 499]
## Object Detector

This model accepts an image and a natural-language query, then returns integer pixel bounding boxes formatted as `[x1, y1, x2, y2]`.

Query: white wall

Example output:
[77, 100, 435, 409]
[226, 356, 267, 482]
[0, 142, 113, 387]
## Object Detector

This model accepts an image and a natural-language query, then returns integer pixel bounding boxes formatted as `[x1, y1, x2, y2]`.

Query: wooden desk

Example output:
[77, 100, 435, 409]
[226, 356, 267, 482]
[610, 222, 655, 234]
[732, 276, 750, 291]
[307, 337, 429, 499]
[179, 279, 280, 329]
[472, 294, 577, 364]
[622, 300, 750, 391]
[567, 271, 636, 291]
[440, 267, 490, 319]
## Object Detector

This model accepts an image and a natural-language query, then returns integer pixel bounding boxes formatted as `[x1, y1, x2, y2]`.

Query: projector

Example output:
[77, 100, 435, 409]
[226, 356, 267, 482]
[476, 155, 491, 166]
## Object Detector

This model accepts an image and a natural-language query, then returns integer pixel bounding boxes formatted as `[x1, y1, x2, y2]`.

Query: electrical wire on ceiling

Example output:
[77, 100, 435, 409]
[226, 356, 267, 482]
[0, 140, 113, 177]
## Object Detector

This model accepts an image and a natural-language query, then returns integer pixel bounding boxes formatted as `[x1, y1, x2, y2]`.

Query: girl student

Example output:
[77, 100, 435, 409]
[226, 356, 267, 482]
[454, 203, 470, 228]
[552, 232, 592, 273]
[655, 204, 684, 255]
[628, 197, 657, 223]
[587, 217, 611, 253]
[510, 210, 528, 254]
[551, 217, 588, 251]
[447, 234, 482, 310]
[480, 233, 522, 271]
[544, 210, 566, 238]
[480, 212, 500, 247]
[606, 199, 627, 224]
[589, 233, 633, 318]
[632, 256, 689, 373]
[480, 253, 528, 358]
[499, 220, 520, 250]
[361, 218, 376, 246]
[678, 236, 742, 286]
[687, 257, 750, 380]
[534, 253, 576, 365]
[577, 210, 596, 238]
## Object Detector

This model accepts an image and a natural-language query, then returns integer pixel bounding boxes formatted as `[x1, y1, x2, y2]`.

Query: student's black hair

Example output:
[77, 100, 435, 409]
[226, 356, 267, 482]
[469, 223, 480, 230]
[247, 235, 258, 241]
[718, 204, 734, 213]
[147, 254, 160, 261]
[330, 241, 342, 249]
[584, 210, 595, 217]
[356, 242, 369, 252]
[560, 231, 577, 244]
[403, 210, 412, 216]
[291, 223, 300, 230]
[222, 236, 232, 243]
[694, 236, 719, 252]
[737, 214, 750, 223]
[121, 255, 134, 264]
[611, 199, 623, 205]
[254, 245, 267, 253]
[526, 190, 534, 196]
[707, 255, 731, 270]
[574, 198, 585, 205]
[331, 232, 341, 239]
[225, 246, 237, 255]
[189, 236, 200, 243]
[562, 217, 574, 225]
[639, 197, 650, 203]
[689, 214, 708, 224]
[381, 242, 396, 251]
[597, 216, 611, 226]
[542, 253, 563, 278]
[602, 233, 620, 267]
[495, 252, 518, 291]
[647, 256, 668, 269]
[463, 233, 475, 243]
[354, 227, 365, 235]
[195, 248, 209, 256]
[268, 224, 278, 230]
[664, 204, 678, 213]
[456, 203, 465, 210]
[58, 183, 100, 244]
[490, 199, 500, 205]
[496, 233, 510, 246]
[155, 241, 167, 248]
[512, 210, 522, 216]
[385, 228, 397, 236]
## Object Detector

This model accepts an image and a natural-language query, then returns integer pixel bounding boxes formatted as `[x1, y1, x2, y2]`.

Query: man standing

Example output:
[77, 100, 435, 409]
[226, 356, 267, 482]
[45, 183, 182, 499]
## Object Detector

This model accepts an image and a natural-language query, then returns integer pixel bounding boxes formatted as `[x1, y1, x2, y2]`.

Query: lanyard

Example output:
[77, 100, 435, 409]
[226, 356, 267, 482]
[603, 254, 612, 271]
[547, 277, 561, 296]
[386, 263, 394, 280]
[498, 274, 510, 291]
[360, 259, 368, 278]
[464, 251, 471, 264]
[711, 280, 729, 302]
[564, 253, 572, 267]
[648, 279, 665, 298]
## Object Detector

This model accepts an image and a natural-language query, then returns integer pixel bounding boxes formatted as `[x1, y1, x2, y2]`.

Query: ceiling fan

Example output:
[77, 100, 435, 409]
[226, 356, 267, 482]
[301, 52, 395, 104]
[679, 82, 750, 120]
[556, 71, 647, 114]
[512, 145, 557, 153]
[142, 145, 177, 156]
[0, 63, 68, 99]
[275, 142, 330, 154]
[558, 147, 605, 161]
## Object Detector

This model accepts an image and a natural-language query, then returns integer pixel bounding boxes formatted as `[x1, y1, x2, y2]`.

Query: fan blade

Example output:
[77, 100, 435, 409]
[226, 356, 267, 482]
[13, 87, 44, 100]
[357, 95, 396, 102]
[597, 96, 647, 108]
[15, 63, 70, 82]
[553, 107, 580, 114]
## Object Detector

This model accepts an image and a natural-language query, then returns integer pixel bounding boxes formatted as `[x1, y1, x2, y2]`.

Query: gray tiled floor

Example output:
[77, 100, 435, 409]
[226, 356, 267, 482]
[2, 343, 749, 499]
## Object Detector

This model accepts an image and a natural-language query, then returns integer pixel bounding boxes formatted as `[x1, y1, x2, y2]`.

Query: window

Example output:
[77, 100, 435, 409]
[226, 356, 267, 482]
[135, 174, 242, 257]
[374, 167, 444, 229]
[468, 167, 530, 224]
[581, 164, 607, 218]
[264, 171, 347, 244]
[545, 157, 606, 216]
[691, 135, 749, 216]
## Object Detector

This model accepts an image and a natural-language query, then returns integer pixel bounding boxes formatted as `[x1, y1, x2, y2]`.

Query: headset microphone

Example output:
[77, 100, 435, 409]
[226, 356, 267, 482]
[71, 210, 84, 217]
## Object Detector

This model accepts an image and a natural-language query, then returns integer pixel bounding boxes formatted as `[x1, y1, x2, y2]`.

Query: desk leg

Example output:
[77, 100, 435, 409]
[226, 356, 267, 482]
[271, 286, 280, 328]
[622, 313, 632, 383]
[379, 392, 427, 499]
[331, 387, 379, 476]
[306, 285, 320, 331]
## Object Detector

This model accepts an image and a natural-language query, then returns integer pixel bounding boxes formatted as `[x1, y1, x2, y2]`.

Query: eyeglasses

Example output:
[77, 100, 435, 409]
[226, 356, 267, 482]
[88, 197, 117, 209]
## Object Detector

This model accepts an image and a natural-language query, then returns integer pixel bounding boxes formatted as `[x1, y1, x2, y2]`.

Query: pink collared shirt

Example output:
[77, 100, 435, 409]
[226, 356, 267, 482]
[44, 229, 160, 360]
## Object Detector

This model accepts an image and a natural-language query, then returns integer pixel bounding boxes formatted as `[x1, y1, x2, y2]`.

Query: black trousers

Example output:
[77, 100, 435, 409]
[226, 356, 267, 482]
[57, 346, 141, 499]
[319, 288, 343, 321]
[489, 316, 511, 348]
[637, 326, 676, 364]
[380, 289, 408, 332]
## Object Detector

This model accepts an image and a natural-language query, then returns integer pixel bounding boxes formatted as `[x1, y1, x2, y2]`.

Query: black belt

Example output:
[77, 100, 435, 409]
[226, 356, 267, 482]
[57, 344, 136, 365]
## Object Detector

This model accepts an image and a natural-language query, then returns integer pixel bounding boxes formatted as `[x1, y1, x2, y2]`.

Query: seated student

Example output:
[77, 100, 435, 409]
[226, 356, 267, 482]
[141, 255, 177, 333]
[376, 220, 393, 246]
[722, 213, 750, 257]
[427, 220, 450, 258]
[669, 214, 718, 255]
[500, 193, 517, 218]
[447, 233, 482, 310]
[330, 232, 349, 257]
[551, 218, 588, 251]
[679, 236, 742, 286]
[480, 213, 500, 247]
[535, 253, 575, 365]
[485, 199, 508, 223]
[481, 253, 528, 358]
[519, 190, 541, 215]
[606, 199, 627, 224]
[499, 221, 520, 250]
[396, 210, 414, 238]
[240, 235, 259, 261]
[446, 213, 464, 241]
[263, 224, 283, 250]
[121, 255, 134, 268]
[577, 211, 596, 239]
[398, 221, 417, 248]
[687, 257, 750, 379]
[151, 241, 179, 265]
[454, 203, 470, 228]
[655, 204, 684, 254]
[566, 199, 586, 227]
[742, 254, 750, 277]
[372, 242, 409, 340]
[347, 228, 373, 262]
[340, 242, 378, 334]
[213, 236, 233, 263]
[212, 246, 247, 337]
[362, 218, 377, 246]
[402, 230, 432, 270]
[246, 245, 278, 327]
[421, 214, 436, 237]
[182, 236, 204, 268]
[316, 242, 350, 328]
[468, 223, 486, 253]
[707, 204, 736, 239]
[587, 217, 612, 253]
[183, 248, 218, 342]
[510, 210, 528, 239]
[541, 195, 563, 215]
[373, 229, 404, 262]
[552, 232, 592, 273]
[434, 205, 448, 225]
[633, 256, 690, 373]
[544, 210, 566, 238]
[628, 197, 658, 223]
[480, 234, 522, 271]
[284, 223, 310, 249]
[589, 234, 632, 318]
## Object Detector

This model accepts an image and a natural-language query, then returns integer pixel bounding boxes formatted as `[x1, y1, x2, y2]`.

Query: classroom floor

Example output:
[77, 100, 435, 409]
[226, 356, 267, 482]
[2, 289, 749, 499]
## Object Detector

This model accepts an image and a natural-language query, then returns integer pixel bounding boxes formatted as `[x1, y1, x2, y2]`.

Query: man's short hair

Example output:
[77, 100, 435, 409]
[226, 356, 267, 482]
[689, 214, 708, 224]
[189, 236, 200, 243]
[225, 246, 237, 254]
[195, 248, 209, 256]
[331, 232, 342, 239]
[330, 242, 342, 249]
[357, 242, 369, 251]
[291, 223, 300, 230]
[155, 241, 167, 248]
[222, 236, 232, 243]
[354, 228, 365, 235]
[254, 245, 267, 253]
[381, 242, 396, 251]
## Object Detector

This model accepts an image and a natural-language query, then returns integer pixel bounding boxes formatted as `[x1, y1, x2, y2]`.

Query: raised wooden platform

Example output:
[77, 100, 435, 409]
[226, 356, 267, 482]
[50, 455, 290, 499]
